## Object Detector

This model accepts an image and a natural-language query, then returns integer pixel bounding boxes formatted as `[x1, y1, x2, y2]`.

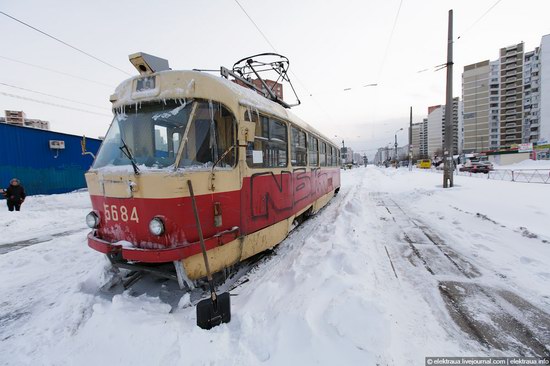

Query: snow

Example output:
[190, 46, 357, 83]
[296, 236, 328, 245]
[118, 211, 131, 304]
[493, 158, 550, 170]
[1, 168, 549, 365]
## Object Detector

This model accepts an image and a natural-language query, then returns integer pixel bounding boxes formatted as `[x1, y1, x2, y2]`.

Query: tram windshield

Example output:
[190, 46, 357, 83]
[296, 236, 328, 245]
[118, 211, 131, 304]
[93, 99, 235, 170]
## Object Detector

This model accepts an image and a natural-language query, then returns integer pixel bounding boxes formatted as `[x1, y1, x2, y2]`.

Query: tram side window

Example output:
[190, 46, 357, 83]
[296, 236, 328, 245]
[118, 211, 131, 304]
[291, 126, 307, 166]
[320, 142, 326, 166]
[308, 135, 318, 166]
[179, 101, 235, 169]
[327, 146, 333, 167]
[333, 147, 338, 166]
[246, 116, 288, 168]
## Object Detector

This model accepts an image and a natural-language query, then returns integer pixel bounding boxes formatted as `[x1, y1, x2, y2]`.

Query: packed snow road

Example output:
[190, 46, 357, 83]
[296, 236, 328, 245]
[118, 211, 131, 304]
[0, 168, 549, 365]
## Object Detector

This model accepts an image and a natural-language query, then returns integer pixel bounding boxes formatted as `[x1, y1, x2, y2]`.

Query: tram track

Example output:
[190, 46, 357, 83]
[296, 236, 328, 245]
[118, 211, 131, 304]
[371, 192, 550, 357]
[99, 184, 352, 311]
[0, 228, 87, 255]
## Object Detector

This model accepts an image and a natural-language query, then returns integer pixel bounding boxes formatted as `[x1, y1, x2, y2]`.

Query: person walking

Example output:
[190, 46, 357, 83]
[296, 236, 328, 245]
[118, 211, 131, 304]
[3, 178, 26, 212]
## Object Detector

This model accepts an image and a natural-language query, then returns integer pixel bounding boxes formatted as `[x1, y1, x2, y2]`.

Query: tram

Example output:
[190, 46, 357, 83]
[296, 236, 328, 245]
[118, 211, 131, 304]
[85, 53, 341, 289]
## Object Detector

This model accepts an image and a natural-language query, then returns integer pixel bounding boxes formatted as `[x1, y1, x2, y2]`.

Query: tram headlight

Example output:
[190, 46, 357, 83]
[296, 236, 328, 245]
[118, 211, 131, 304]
[149, 217, 165, 236]
[86, 211, 100, 229]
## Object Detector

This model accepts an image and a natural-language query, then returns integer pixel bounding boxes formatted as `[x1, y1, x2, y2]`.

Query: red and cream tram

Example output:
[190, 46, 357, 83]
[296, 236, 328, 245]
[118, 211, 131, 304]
[85, 53, 341, 287]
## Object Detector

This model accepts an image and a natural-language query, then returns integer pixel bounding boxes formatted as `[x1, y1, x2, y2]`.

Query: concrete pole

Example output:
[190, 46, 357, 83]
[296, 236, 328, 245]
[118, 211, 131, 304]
[394, 133, 398, 168]
[443, 9, 454, 188]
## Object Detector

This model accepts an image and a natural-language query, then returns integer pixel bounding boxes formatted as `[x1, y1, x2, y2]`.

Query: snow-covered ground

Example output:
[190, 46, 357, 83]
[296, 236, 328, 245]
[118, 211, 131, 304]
[493, 158, 550, 170]
[0, 168, 549, 365]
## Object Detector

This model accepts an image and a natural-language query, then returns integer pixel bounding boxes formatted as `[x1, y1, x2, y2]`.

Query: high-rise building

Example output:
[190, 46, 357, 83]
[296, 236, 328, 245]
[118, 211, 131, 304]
[427, 105, 444, 157]
[426, 98, 462, 157]
[461, 34, 550, 152]
[523, 47, 541, 144]
[499, 43, 524, 147]
[488, 60, 501, 149]
[538, 34, 550, 144]
[411, 118, 428, 159]
[341, 146, 354, 164]
[462, 60, 490, 153]
[453, 98, 464, 155]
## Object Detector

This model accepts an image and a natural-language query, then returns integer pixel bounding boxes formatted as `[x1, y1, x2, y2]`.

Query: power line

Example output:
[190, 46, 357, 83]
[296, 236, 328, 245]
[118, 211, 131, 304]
[0, 82, 108, 110]
[0, 91, 112, 117]
[233, 0, 278, 52]
[0, 55, 114, 88]
[457, 0, 504, 40]
[232, 0, 314, 96]
[232, 0, 335, 122]
[378, 0, 404, 79]
[416, 0, 504, 73]
[0, 11, 131, 76]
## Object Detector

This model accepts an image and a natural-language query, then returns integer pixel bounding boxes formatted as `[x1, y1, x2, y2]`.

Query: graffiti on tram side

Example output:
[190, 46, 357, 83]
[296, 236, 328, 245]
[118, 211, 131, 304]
[248, 168, 335, 220]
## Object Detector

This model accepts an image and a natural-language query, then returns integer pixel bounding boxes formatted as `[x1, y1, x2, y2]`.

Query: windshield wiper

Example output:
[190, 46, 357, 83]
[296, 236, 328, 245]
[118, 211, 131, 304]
[119, 138, 140, 175]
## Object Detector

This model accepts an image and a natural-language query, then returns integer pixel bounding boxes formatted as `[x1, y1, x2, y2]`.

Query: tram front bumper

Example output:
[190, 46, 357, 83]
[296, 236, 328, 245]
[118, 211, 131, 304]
[87, 232, 187, 263]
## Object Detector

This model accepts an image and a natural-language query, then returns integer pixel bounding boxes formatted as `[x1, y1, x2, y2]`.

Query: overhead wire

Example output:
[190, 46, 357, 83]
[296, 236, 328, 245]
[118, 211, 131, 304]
[232, 0, 336, 122]
[0, 82, 108, 110]
[457, 0, 504, 40]
[233, 0, 278, 52]
[232, 0, 380, 101]
[234, 0, 315, 98]
[0, 11, 131, 76]
[0, 91, 112, 117]
[377, 0, 404, 80]
[0, 55, 114, 88]
[415, 0, 504, 74]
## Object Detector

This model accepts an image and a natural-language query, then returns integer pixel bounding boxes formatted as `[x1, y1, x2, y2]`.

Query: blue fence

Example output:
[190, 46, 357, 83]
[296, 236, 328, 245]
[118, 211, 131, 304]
[0, 123, 102, 196]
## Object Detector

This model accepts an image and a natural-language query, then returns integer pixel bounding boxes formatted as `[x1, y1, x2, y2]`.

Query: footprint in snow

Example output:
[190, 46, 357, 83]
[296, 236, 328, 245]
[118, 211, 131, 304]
[519, 256, 537, 265]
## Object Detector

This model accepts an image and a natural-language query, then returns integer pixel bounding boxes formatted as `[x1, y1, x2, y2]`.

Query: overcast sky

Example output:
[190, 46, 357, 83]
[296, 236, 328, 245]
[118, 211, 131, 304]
[2, 0, 550, 158]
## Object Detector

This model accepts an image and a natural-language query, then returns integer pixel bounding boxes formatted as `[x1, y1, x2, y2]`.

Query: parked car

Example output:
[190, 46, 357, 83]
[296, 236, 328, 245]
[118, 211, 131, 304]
[460, 162, 493, 174]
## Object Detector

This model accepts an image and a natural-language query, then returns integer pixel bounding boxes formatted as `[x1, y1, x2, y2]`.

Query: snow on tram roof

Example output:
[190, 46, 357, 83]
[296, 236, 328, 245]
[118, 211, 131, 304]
[111, 70, 334, 146]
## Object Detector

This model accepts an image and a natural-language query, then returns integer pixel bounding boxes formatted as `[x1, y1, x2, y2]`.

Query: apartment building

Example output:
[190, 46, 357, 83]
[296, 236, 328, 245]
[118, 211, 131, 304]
[462, 36, 550, 151]
[2, 110, 50, 130]
[462, 61, 490, 153]
[427, 105, 444, 157]
[499, 43, 524, 147]
[522, 49, 539, 144]
[426, 98, 462, 157]
[539, 34, 550, 144]
[489, 60, 501, 149]
[341, 146, 354, 164]
[411, 118, 428, 159]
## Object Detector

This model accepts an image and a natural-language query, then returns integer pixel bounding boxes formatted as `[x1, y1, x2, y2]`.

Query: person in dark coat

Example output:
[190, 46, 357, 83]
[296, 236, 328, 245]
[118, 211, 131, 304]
[2, 178, 26, 212]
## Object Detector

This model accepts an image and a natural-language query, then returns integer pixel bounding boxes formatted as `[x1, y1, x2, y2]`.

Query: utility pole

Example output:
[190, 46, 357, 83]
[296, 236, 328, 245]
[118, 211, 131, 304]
[394, 128, 403, 168]
[394, 134, 398, 168]
[341, 140, 345, 165]
[443, 9, 454, 188]
[408, 106, 413, 171]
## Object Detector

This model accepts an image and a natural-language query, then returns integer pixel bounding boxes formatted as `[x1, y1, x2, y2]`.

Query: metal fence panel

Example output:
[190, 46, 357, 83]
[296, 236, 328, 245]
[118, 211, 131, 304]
[426, 166, 550, 184]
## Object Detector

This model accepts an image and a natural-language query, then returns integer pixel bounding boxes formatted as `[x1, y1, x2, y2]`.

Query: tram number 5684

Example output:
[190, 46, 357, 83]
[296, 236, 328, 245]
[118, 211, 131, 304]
[103, 204, 139, 223]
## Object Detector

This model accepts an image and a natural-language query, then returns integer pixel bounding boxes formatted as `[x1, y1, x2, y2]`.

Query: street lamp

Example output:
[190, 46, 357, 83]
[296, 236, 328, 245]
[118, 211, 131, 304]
[395, 128, 403, 168]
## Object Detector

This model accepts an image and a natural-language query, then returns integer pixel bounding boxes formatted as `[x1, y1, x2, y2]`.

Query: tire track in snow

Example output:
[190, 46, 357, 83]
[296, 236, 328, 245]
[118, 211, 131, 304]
[372, 191, 550, 357]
